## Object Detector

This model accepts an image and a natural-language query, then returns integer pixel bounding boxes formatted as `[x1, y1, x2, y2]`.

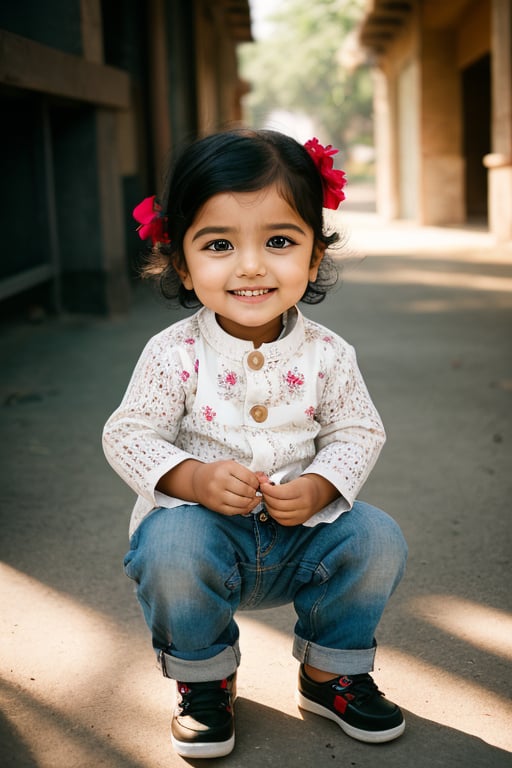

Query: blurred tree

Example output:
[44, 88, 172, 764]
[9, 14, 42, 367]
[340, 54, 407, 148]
[239, 0, 373, 177]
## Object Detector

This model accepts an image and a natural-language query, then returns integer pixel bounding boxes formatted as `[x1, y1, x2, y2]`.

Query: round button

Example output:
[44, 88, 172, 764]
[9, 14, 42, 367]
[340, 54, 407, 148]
[247, 351, 264, 370]
[250, 404, 268, 423]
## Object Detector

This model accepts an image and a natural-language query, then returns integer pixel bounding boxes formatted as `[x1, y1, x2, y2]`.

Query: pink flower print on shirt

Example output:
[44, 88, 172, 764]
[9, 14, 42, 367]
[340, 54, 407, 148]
[194, 359, 199, 373]
[217, 369, 240, 400]
[285, 368, 305, 389]
[185, 338, 195, 346]
[219, 371, 237, 388]
[202, 405, 216, 422]
[180, 370, 190, 382]
[283, 367, 305, 400]
[305, 405, 316, 420]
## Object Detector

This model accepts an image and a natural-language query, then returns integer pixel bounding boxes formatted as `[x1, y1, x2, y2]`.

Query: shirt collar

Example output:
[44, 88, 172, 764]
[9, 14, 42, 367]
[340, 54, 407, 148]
[197, 306, 303, 362]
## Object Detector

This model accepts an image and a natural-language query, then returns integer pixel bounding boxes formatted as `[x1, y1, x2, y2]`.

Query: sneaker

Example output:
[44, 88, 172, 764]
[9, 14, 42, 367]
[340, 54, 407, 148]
[171, 673, 236, 758]
[296, 665, 405, 743]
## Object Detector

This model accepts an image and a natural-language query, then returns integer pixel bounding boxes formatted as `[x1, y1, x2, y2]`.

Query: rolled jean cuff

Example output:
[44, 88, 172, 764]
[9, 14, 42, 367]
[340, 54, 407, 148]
[293, 636, 376, 675]
[159, 642, 241, 682]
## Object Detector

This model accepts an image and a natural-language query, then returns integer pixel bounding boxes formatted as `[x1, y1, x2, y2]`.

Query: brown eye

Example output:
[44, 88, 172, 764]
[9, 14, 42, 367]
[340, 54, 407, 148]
[207, 239, 232, 252]
[267, 235, 292, 249]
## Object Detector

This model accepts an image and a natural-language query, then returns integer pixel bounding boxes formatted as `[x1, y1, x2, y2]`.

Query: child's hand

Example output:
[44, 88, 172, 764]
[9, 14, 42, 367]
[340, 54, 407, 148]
[259, 474, 339, 526]
[191, 460, 262, 516]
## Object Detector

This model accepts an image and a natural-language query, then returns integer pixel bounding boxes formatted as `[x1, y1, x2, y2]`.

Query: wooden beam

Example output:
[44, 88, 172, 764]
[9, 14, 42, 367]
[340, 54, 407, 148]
[0, 30, 130, 108]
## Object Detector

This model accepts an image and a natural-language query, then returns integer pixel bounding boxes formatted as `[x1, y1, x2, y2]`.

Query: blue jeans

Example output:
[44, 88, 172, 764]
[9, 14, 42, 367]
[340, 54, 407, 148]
[124, 502, 407, 682]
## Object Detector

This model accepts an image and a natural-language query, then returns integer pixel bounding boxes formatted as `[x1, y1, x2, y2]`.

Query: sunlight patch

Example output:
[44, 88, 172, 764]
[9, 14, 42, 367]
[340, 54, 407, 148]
[408, 594, 512, 661]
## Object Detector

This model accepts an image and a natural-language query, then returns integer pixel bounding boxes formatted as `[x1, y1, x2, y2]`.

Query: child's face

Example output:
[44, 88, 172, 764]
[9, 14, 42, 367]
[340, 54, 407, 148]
[179, 185, 322, 345]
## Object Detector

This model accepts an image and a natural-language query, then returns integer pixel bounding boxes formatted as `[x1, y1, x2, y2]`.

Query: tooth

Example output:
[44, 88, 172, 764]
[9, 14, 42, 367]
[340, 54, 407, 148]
[234, 289, 269, 296]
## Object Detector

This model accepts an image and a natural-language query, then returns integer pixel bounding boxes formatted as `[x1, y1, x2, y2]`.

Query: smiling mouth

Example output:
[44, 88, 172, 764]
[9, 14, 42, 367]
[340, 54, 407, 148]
[231, 288, 273, 297]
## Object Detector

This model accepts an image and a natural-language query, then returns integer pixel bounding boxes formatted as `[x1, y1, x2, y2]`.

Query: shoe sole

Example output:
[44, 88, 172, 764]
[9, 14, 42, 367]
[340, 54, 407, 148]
[296, 690, 405, 744]
[171, 733, 235, 758]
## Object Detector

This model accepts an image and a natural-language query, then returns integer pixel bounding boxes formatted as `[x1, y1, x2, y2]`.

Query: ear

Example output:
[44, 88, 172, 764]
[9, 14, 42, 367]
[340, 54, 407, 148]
[309, 240, 326, 282]
[173, 258, 194, 290]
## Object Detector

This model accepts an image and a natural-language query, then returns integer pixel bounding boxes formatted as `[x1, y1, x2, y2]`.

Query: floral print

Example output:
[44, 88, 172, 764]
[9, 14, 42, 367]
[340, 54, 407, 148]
[305, 406, 316, 420]
[282, 367, 306, 401]
[202, 405, 216, 422]
[285, 368, 305, 389]
[217, 369, 239, 400]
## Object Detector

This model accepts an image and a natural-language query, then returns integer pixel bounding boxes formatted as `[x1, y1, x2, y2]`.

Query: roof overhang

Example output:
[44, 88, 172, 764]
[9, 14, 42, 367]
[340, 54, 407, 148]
[224, 0, 253, 43]
[359, 1, 412, 54]
[359, 0, 478, 55]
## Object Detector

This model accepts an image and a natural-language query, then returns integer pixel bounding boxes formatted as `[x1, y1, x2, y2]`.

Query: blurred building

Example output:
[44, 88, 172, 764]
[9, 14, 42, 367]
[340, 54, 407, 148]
[359, 0, 512, 244]
[0, 0, 252, 314]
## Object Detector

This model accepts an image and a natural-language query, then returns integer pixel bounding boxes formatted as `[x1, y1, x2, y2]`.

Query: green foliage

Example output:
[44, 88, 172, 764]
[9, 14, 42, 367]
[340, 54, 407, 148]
[239, 0, 373, 159]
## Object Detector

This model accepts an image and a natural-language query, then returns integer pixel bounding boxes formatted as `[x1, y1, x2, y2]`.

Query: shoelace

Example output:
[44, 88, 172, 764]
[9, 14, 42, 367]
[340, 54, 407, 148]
[332, 674, 384, 704]
[177, 680, 232, 713]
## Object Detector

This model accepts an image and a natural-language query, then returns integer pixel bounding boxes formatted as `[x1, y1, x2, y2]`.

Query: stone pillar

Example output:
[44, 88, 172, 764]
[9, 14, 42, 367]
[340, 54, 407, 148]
[484, 0, 512, 242]
[373, 68, 399, 219]
[420, 28, 465, 225]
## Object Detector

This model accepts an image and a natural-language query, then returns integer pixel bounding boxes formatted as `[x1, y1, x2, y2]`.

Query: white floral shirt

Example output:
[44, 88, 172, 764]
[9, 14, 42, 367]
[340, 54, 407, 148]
[102, 306, 386, 536]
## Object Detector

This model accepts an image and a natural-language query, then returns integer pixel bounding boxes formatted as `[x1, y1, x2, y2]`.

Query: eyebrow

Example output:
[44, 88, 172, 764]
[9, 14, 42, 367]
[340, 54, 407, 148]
[191, 222, 307, 242]
[265, 223, 307, 235]
[192, 226, 232, 242]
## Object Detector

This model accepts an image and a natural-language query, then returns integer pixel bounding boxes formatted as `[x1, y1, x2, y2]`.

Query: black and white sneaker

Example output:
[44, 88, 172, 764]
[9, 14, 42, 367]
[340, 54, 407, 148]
[171, 673, 236, 758]
[296, 665, 405, 743]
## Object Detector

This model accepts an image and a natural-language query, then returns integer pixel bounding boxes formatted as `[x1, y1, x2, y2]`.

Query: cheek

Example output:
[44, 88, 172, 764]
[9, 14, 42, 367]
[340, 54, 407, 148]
[181, 258, 226, 294]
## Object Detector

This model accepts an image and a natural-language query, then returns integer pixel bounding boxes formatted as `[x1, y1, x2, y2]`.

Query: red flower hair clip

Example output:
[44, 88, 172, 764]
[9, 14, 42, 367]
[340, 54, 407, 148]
[133, 195, 170, 245]
[304, 138, 346, 210]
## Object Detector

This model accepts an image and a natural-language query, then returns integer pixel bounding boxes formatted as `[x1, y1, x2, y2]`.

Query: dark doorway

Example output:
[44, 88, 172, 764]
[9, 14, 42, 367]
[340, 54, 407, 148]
[462, 54, 491, 222]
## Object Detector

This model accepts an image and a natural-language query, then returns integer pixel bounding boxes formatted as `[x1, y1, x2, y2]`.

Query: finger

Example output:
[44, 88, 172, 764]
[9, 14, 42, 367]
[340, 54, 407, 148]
[259, 481, 297, 500]
[228, 465, 260, 492]
[267, 510, 303, 527]
[227, 475, 261, 500]
[222, 489, 261, 511]
[261, 490, 303, 512]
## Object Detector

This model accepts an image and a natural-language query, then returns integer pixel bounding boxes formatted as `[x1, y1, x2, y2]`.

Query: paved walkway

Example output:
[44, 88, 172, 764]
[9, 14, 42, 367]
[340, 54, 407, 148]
[1, 198, 511, 767]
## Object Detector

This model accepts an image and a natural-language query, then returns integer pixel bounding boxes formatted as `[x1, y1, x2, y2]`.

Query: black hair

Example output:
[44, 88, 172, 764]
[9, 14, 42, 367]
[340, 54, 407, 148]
[142, 128, 342, 307]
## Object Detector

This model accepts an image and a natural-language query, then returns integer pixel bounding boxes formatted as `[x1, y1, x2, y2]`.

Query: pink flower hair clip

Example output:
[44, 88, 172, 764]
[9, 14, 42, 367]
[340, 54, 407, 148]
[304, 138, 347, 210]
[133, 195, 170, 245]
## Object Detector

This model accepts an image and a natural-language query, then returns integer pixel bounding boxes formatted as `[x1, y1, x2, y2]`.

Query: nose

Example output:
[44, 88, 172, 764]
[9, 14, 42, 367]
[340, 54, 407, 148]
[235, 246, 266, 277]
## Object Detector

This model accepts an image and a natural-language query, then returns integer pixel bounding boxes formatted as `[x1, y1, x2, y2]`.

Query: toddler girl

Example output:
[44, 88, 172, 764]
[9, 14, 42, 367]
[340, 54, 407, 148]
[103, 129, 407, 759]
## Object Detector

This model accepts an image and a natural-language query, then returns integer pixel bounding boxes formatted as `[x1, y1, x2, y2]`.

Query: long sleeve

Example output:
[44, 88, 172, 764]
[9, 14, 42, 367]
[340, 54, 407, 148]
[102, 328, 197, 507]
[304, 342, 385, 507]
